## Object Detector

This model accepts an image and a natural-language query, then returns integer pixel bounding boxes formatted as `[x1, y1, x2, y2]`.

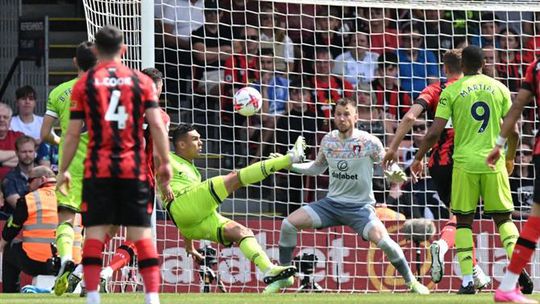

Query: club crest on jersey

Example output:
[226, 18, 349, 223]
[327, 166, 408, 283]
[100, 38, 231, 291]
[337, 160, 349, 171]
[352, 145, 362, 155]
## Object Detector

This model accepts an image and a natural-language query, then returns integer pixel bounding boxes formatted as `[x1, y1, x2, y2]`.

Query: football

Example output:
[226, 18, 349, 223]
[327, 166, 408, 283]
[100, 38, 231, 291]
[233, 86, 263, 117]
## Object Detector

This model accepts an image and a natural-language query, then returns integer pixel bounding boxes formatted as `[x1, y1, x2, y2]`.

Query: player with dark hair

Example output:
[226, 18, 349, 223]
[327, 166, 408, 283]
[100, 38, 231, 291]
[98, 67, 170, 290]
[40, 40, 97, 296]
[411, 45, 521, 294]
[382, 49, 490, 288]
[489, 51, 540, 304]
[161, 123, 306, 290]
[57, 25, 171, 304]
[270, 97, 429, 294]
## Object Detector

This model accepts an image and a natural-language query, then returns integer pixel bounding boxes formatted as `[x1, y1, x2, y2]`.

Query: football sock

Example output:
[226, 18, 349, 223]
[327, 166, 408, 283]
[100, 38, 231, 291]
[498, 219, 520, 258]
[279, 219, 298, 265]
[237, 155, 291, 186]
[238, 236, 273, 272]
[56, 222, 74, 262]
[455, 226, 474, 276]
[135, 239, 161, 293]
[109, 241, 137, 272]
[82, 239, 104, 292]
[438, 216, 456, 251]
[504, 216, 540, 287]
[377, 235, 415, 283]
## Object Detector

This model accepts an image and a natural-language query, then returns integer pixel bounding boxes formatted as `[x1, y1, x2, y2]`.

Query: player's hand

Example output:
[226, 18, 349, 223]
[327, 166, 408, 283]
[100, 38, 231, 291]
[157, 162, 172, 189]
[384, 168, 407, 184]
[486, 146, 502, 170]
[506, 159, 515, 176]
[269, 153, 283, 159]
[382, 148, 398, 170]
[56, 171, 71, 196]
[409, 159, 423, 183]
[161, 185, 175, 204]
[186, 245, 204, 263]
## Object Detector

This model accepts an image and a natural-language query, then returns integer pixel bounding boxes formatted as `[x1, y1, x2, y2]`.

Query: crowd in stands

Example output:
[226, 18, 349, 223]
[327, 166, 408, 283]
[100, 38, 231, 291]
[154, 0, 540, 219]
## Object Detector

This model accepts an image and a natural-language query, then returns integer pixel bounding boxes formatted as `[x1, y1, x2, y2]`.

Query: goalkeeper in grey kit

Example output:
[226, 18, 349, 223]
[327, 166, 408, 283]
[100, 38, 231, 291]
[265, 97, 429, 294]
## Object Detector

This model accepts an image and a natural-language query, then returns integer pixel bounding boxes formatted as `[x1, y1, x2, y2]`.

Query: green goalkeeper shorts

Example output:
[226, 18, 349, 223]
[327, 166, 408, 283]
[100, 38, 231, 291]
[451, 166, 514, 215]
[166, 176, 232, 244]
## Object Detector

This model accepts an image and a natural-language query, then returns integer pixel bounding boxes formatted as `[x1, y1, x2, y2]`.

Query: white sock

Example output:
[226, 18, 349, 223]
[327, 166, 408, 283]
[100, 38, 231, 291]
[60, 255, 73, 264]
[437, 240, 449, 258]
[145, 292, 160, 304]
[499, 271, 520, 292]
[73, 264, 84, 277]
[100, 266, 113, 279]
[462, 274, 473, 287]
[86, 291, 100, 304]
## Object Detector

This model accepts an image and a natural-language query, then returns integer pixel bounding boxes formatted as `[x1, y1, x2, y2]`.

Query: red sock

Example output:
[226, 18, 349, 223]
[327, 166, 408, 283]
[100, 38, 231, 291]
[472, 242, 477, 266]
[439, 216, 456, 248]
[508, 216, 540, 274]
[109, 241, 137, 272]
[82, 239, 104, 292]
[135, 238, 160, 293]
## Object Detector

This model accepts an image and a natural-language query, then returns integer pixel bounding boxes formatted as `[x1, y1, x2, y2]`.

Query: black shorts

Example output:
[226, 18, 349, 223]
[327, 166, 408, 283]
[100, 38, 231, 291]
[81, 178, 152, 227]
[429, 164, 453, 208]
[534, 156, 540, 204]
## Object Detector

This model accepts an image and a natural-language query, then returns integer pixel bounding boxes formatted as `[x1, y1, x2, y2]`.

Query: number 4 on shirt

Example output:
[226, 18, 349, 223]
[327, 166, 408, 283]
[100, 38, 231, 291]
[105, 90, 128, 129]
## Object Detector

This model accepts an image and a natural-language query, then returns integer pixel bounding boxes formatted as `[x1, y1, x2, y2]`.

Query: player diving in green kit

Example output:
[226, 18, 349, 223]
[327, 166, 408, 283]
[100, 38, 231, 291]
[161, 123, 306, 286]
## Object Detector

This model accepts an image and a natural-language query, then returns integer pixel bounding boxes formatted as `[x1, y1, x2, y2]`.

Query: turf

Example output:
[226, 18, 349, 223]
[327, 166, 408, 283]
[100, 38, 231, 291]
[1, 293, 538, 304]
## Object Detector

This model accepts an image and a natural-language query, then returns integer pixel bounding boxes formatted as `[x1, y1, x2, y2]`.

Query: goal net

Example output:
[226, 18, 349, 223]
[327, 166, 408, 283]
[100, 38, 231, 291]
[83, 0, 540, 293]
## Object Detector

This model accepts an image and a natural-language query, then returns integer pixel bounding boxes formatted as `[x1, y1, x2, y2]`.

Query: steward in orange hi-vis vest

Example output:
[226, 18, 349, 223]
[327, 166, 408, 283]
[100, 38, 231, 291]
[0, 166, 58, 292]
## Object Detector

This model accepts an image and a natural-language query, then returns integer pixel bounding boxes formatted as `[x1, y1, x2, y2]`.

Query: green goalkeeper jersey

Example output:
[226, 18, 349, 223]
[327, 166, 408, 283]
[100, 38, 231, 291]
[46, 78, 88, 177]
[170, 152, 201, 195]
[435, 74, 512, 173]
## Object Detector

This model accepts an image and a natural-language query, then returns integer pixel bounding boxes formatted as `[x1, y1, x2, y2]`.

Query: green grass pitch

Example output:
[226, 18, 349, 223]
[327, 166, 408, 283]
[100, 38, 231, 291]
[1, 293, 538, 304]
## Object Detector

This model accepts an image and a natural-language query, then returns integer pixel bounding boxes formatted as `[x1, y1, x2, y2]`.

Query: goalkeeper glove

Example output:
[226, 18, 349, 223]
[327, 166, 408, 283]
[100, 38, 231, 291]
[384, 167, 408, 183]
[269, 152, 283, 159]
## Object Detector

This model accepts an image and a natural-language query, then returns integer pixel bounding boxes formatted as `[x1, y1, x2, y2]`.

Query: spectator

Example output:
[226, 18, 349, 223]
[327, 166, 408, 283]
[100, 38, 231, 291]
[220, 26, 260, 168]
[524, 12, 540, 62]
[397, 22, 439, 99]
[311, 48, 354, 131]
[2, 136, 36, 212]
[372, 52, 412, 119]
[259, 3, 295, 73]
[191, 0, 236, 151]
[496, 28, 524, 93]
[510, 144, 534, 219]
[274, 80, 317, 215]
[191, 0, 235, 97]
[470, 12, 501, 49]
[0, 166, 58, 293]
[302, 6, 345, 75]
[356, 83, 393, 144]
[220, 0, 260, 28]
[413, 10, 454, 57]
[10, 86, 43, 142]
[254, 48, 290, 158]
[158, 0, 204, 114]
[333, 30, 379, 88]
[482, 46, 499, 78]
[0, 103, 24, 181]
[363, 7, 398, 55]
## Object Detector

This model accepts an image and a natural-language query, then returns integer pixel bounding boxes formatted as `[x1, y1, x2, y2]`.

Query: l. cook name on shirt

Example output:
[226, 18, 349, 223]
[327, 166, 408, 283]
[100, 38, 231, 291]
[94, 77, 132, 87]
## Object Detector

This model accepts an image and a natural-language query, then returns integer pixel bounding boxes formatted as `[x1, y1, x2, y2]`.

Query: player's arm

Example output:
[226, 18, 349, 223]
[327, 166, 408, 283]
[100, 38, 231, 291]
[40, 115, 60, 146]
[487, 88, 533, 168]
[383, 103, 424, 169]
[410, 117, 447, 181]
[290, 146, 328, 176]
[0, 196, 28, 251]
[146, 107, 172, 195]
[184, 237, 203, 262]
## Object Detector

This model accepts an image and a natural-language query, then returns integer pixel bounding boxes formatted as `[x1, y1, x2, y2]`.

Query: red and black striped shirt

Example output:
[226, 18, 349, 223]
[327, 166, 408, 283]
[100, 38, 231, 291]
[414, 77, 459, 168]
[522, 59, 540, 155]
[70, 61, 159, 180]
[144, 108, 170, 188]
